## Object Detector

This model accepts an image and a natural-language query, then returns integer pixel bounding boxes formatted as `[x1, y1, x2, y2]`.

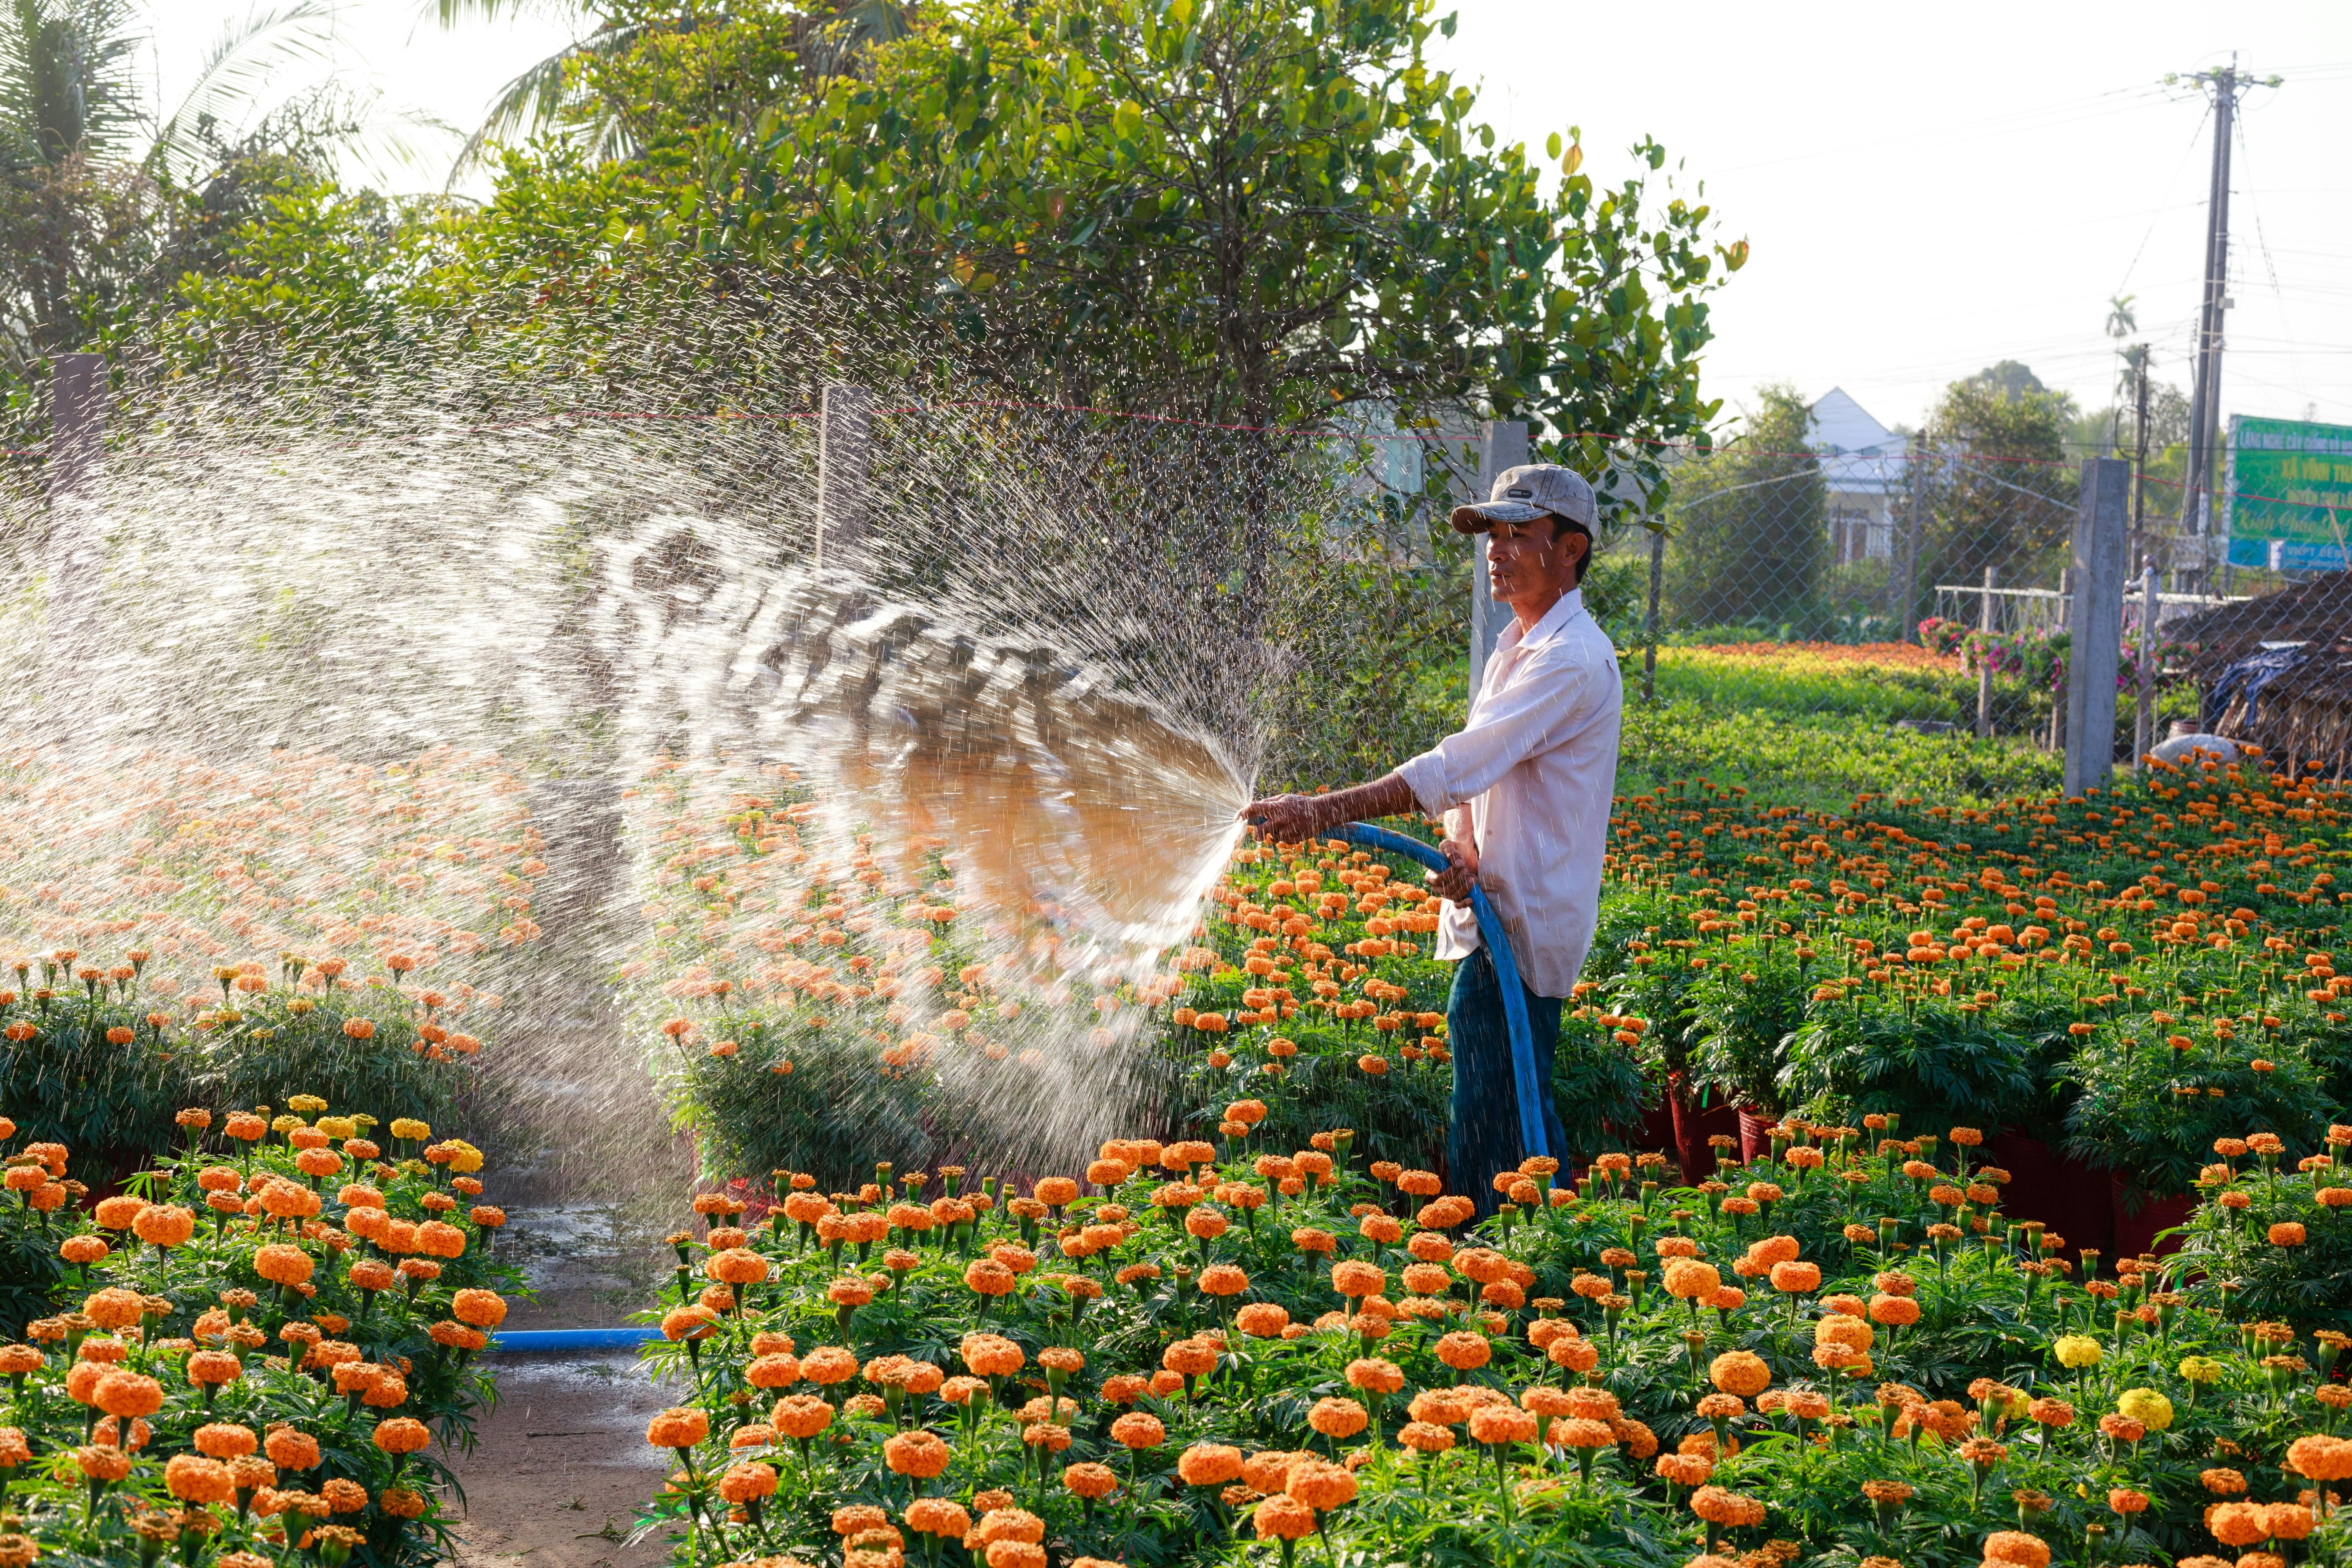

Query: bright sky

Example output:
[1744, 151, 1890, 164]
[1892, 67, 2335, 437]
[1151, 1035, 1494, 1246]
[151, 0, 2352, 438]
[1438, 1, 2352, 437]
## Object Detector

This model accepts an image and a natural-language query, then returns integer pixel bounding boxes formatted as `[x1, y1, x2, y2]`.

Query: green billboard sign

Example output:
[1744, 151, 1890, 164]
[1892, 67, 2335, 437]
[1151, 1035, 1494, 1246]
[2223, 414, 2352, 572]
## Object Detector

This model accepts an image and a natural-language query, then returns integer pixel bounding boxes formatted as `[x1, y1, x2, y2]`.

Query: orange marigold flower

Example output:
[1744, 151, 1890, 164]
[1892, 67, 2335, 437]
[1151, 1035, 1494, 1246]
[1307, 1397, 1367, 1439]
[1252, 1495, 1316, 1541]
[1177, 1443, 1244, 1485]
[371, 1417, 431, 1455]
[1109, 1412, 1166, 1450]
[1689, 1486, 1766, 1528]
[1982, 1529, 2051, 1567]
[646, 1408, 708, 1449]
[1709, 1351, 1771, 1397]
[1285, 1457, 1357, 1510]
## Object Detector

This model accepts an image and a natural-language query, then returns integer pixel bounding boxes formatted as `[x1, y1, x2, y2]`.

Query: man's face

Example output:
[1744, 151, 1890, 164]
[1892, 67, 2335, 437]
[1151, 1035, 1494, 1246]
[1485, 514, 1588, 604]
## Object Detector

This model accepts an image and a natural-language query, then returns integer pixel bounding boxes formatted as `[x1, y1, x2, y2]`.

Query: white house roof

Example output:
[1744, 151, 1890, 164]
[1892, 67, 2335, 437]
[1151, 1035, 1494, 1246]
[1808, 387, 1909, 496]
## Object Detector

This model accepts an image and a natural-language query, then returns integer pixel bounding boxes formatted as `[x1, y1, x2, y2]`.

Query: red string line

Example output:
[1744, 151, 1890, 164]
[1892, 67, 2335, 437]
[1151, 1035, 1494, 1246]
[5, 401, 2339, 517]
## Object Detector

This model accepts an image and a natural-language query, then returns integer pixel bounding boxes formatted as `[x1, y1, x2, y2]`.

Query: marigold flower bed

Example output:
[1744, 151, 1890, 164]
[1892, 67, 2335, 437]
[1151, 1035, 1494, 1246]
[659, 747, 2349, 1261]
[0, 745, 541, 1185]
[1674, 641, 1955, 673]
[633, 745, 2352, 1566]
[0, 1095, 522, 1566]
[622, 1111, 2352, 1567]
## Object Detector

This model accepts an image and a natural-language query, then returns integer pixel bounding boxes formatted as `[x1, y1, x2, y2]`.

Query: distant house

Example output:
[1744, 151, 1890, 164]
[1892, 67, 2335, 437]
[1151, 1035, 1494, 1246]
[1807, 388, 1909, 565]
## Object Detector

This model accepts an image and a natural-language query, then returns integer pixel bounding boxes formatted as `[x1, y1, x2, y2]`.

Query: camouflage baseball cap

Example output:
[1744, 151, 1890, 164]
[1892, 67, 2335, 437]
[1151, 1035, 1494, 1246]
[1448, 463, 1598, 534]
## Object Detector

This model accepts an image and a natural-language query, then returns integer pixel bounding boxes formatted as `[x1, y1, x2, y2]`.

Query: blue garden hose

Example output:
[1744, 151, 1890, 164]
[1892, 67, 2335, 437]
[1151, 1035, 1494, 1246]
[485, 1327, 661, 1353]
[1329, 822, 1550, 1163]
[495, 822, 1548, 1361]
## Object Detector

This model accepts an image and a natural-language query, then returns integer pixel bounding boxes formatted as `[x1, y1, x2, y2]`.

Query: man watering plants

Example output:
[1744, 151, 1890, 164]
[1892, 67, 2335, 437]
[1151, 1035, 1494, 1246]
[1241, 464, 1622, 1211]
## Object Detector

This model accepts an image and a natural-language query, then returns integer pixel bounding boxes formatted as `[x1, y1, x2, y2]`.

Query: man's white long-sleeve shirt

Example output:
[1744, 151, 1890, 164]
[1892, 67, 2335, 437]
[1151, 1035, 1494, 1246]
[1394, 587, 1621, 998]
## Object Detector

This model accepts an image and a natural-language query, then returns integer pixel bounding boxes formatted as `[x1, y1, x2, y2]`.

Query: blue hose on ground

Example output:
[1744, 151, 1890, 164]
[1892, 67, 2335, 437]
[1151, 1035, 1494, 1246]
[495, 823, 1548, 1358]
[1328, 822, 1550, 1163]
[485, 1327, 662, 1353]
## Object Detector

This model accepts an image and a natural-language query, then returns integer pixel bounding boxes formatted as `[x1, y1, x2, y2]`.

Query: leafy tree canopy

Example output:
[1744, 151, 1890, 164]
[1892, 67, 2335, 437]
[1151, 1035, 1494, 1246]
[539, 0, 1744, 513]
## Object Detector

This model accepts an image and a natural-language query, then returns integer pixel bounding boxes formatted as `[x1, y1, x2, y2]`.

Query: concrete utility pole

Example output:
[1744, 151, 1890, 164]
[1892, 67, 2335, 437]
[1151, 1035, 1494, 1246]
[2130, 351, 2151, 569]
[2134, 564, 2160, 768]
[1641, 525, 1664, 705]
[2049, 567, 2074, 754]
[2065, 458, 2130, 798]
[1468, 419, 1528, 709]
[2173, 59, 2279, 590]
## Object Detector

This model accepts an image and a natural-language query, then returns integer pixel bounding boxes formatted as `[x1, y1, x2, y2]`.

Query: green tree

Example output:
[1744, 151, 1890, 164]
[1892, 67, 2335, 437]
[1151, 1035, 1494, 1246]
[430, 0, 912, 174]
[1662, 381, 1824, 633]
[550, 0, 1739, 510]
[0, 0, 339, 417]
[1921, 369, 2077, 605]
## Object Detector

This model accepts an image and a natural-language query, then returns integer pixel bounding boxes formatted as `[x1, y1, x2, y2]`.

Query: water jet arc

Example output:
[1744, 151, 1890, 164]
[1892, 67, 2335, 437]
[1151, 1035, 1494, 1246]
[1329, 822, 1550, 1162]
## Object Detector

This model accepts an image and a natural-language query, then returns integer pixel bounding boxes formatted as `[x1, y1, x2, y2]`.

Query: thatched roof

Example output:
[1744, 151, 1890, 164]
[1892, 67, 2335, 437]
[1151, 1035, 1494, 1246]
[2171, 571, 2352, 670]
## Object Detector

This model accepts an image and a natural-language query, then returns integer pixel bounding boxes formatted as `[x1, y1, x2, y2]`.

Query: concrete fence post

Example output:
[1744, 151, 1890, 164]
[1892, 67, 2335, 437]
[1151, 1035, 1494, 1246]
[1467, 419, 1528, 710]
[1974, 565, 1998, 739]
[2133, 564, 2160, 768]
[1894, 430, 1926, 642]
[815, 383, 873, 569]
[45, 353, 106, 690]
[1642, 524, 1664, 705]
[2064, 457, 2130, 797]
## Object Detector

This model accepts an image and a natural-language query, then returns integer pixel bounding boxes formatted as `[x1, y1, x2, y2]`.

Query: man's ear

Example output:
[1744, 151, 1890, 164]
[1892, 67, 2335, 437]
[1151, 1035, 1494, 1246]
[1564, 526, 1592, 579]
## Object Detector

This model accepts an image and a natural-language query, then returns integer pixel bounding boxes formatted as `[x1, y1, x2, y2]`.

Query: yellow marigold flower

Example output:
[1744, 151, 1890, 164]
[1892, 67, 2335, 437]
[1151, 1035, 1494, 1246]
[2052, 1335, 2102, 1370]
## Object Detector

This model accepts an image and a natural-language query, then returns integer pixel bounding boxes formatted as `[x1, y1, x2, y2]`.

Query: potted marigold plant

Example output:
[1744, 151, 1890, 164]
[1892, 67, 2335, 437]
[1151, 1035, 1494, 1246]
[2065, 1025, 2327, 1256]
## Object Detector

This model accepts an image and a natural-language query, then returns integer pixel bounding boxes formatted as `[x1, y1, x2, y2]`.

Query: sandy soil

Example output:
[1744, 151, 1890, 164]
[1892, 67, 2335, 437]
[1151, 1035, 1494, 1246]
[441, 1196, 689, 1567]
[443, 1350, 687, 1568]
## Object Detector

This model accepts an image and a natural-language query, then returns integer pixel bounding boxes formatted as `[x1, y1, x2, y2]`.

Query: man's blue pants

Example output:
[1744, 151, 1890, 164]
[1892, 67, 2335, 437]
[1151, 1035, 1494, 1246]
[1446, 944, 1566, 1215]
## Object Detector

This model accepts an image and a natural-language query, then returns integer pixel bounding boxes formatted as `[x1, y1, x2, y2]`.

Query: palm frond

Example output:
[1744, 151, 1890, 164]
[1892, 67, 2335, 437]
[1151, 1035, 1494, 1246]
[258, 79, 462, 194]
[423, 0, 587, 28]
[0, 0, 147, 166]
[447, 21, 640, 183]
[147, 0, 339, 185]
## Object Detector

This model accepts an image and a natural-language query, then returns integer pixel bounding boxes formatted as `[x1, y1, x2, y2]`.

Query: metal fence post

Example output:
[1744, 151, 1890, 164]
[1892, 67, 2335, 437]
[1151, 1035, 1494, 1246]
[815, 383, 873, 569]
[1642, 524, 1664, 705]
[46, 353, 106, 691]
[1974, 565, 1998, 738]
[1895, 430, 1926, 642]
[2064, 457, 2130, 797]
[2133, 563, 2159, 767]
[2048, 567, 2073, 753]
[1468, 420, 1528, 709]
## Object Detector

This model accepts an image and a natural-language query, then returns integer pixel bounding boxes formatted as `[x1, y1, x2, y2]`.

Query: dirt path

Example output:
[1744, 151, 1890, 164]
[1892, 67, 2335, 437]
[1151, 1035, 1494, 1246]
[443, 1197, 688, 1568]
[444, 1350, 686, 1568]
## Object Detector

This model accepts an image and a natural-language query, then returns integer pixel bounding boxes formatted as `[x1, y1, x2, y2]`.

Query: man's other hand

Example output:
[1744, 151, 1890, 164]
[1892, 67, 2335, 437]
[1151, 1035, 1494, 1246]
[1425, 836, 1478, 902]
[1239, 794, 1327, 845]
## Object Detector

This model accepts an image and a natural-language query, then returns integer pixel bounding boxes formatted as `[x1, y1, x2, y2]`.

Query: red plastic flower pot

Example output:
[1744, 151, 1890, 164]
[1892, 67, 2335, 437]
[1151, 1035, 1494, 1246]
[2109, 1175, 2193, 1260]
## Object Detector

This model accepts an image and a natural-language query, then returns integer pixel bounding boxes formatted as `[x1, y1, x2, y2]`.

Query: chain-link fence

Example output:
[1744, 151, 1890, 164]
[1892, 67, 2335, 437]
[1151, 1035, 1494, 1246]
[15, 334, 2348, 806]
[1230, 421, 2352, 804]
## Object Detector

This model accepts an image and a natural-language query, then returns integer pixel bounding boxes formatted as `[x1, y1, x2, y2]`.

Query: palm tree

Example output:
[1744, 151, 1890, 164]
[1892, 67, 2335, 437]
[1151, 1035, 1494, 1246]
[0, 0, 338, 371]
[2105, 293, 2139, 454]
[426, 0, 637, 177]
